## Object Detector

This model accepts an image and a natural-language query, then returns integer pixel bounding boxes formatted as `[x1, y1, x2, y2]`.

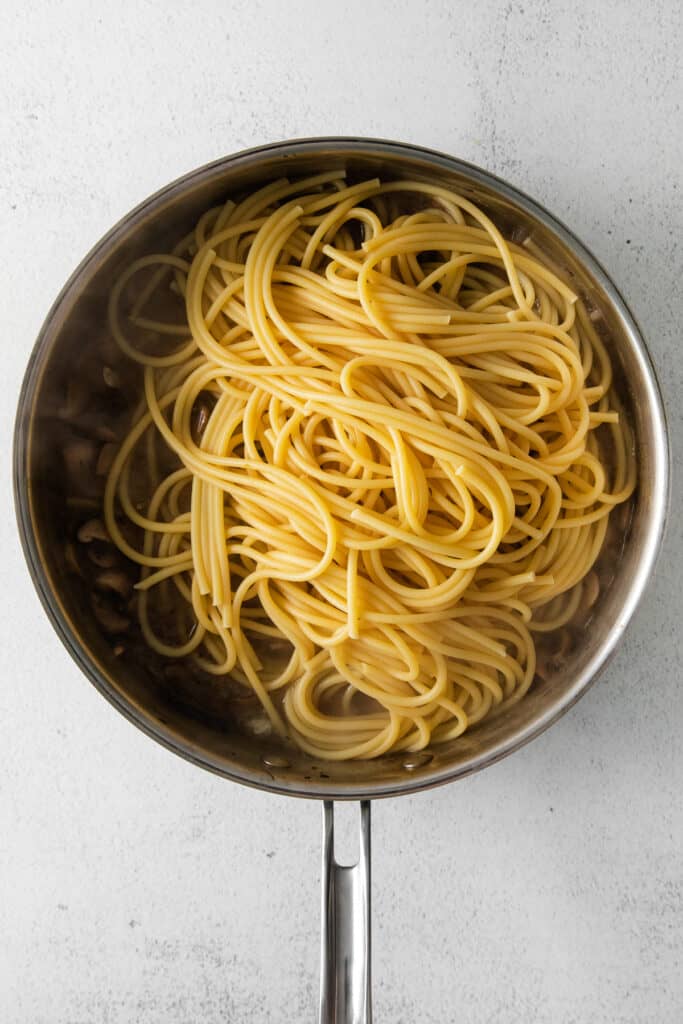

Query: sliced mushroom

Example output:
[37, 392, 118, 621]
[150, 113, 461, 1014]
[86, 542, 118, 569]
[66, 496, 100, 511]
[95, 570, 133, 600]
[535, 657, 551, 683]
[77, 518, 110, 543]
[535, 628, 572, 683]
[241, 712, 273, 738]
[63, 438, 97, 480]
[224, 680, 260, 704]
[92, 594, 130, 634]
[58, 377, 89, 420]
[103, 366, 121, 389]
[96, 443, 117, 476]
[509, 224, 532, 246]
[94, 424, 118, 443]
[191, 392, 216, 444]
[192, 404, 209, 441]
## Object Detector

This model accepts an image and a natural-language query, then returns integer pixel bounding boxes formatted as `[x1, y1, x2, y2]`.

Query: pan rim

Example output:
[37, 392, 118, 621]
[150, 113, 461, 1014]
[13, 136, 670, 800]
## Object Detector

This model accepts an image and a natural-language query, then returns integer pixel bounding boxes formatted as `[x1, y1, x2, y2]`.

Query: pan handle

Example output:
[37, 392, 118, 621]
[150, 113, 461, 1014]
[319, 801, 372, 1024]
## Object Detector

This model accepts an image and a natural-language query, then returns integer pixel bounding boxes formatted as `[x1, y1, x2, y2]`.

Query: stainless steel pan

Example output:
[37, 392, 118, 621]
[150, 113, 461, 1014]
[14, 139, 668, 1023]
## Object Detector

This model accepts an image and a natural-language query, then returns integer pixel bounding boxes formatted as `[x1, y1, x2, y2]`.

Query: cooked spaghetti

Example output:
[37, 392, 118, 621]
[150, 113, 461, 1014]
[104, 172, 635, 759]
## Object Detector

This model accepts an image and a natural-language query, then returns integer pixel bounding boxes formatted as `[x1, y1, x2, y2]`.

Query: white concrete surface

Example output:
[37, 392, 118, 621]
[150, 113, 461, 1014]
[1, 1, 682, 1021]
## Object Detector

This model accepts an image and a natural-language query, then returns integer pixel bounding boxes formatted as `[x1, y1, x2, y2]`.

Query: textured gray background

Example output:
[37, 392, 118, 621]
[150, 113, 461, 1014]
[2, 1, 682, 1021]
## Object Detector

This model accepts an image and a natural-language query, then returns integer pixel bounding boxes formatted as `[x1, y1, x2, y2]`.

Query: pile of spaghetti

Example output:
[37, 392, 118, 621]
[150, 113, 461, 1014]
[104, 173, 635, 759]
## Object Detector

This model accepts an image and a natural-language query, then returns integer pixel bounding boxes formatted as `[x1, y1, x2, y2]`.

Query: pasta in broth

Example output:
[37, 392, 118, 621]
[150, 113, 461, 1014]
[104, 172, 635, 760]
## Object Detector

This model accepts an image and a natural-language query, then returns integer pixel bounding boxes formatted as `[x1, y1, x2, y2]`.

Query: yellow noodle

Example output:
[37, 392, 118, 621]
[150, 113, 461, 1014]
[105, 175, 635, 759]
